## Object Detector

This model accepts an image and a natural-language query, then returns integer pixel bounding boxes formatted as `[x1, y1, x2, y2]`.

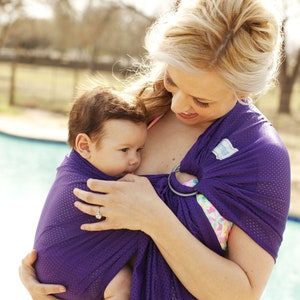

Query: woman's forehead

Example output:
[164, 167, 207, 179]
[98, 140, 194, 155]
[165, 65, 233, 101]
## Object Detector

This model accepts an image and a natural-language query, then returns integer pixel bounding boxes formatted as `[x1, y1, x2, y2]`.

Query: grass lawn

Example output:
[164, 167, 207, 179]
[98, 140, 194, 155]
[0, 62, 123, 113]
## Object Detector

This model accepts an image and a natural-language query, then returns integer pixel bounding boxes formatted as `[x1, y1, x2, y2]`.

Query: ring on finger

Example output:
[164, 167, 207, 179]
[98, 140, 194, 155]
[95, 206, 102, 220]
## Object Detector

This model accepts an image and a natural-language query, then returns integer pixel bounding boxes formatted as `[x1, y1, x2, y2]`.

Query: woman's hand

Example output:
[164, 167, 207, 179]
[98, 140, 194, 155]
[19, 250, 66, 299]
[73, 174, 164, 233]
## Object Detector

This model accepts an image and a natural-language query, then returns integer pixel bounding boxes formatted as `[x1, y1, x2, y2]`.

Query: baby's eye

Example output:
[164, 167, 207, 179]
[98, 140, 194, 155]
[137, 147, 144, 153]
[120, 148, 129, 152]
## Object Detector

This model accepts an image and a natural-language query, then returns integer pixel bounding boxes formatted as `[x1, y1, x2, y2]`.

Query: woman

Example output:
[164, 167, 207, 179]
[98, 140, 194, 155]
[19, 0, 290, 299]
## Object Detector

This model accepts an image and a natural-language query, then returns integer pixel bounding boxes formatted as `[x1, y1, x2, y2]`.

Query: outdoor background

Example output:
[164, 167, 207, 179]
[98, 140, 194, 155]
[0, 0, 300, 299]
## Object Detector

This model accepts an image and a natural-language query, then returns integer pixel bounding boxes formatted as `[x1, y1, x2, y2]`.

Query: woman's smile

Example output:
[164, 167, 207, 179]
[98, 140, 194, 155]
[177, 112, 199, 119]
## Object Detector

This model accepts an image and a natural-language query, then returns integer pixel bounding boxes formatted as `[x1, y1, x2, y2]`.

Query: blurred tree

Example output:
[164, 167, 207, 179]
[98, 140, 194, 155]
[80, 1, 120, 71]
[278, 0, 300, 114]
[0, 0, 24, 48]
[5, 18, 52, 49]
[51, 0, 76, 55]
[79, 0, 154, 71]
[1, 0, 179, 69]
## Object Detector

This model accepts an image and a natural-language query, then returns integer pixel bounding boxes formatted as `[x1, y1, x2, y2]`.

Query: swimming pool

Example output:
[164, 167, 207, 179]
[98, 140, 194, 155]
[0, 132, 299, 299]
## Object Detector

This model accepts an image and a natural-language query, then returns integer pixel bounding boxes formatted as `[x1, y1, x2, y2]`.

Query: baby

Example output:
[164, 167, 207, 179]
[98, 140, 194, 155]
[33, 84, 147, 300]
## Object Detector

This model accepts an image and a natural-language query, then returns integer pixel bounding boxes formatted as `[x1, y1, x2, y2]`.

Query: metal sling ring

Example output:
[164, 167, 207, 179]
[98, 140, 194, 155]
[168, 164, 198, 197]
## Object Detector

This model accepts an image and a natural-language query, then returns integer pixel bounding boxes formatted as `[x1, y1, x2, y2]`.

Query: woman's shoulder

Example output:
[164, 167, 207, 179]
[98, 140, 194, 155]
[197, 102, 290, 172]
[219, 103, 285, 148]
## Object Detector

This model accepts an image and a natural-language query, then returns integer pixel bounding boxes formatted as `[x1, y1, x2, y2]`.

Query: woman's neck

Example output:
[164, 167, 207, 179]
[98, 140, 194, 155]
[137, 110, 207, 175]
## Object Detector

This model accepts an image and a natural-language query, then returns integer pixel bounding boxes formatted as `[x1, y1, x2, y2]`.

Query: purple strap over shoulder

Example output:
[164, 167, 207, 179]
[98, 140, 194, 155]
[130, 102, 290, 299]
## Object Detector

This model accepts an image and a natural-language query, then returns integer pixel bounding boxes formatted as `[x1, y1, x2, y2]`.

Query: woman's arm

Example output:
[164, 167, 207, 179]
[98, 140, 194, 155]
[19, 250, 66, 300]
[74, 175, 274, 300]
[146, 207, 274, 300]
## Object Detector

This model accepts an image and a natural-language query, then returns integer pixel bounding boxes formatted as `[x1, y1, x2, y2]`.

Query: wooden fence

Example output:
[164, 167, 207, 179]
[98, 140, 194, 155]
[0, 61, 120, 114]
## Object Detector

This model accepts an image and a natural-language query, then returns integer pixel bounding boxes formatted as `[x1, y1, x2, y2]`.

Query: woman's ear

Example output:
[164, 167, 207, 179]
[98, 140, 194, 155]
[75, 133, 91, 159]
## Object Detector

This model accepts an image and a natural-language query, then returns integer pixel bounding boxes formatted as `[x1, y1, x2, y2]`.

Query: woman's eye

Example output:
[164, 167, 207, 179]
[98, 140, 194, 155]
[193, 98, 209, 107]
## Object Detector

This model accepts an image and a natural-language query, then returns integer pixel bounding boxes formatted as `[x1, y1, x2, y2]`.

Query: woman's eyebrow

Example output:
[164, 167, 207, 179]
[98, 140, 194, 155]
[165, 71, 177, 86]
[165, 70, 213, 102]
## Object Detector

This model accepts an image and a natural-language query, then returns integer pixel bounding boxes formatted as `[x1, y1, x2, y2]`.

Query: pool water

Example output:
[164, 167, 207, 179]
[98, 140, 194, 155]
[263, 220, 300, 299]
[0, 133, 69, 299]
[0, 132, 299, 299]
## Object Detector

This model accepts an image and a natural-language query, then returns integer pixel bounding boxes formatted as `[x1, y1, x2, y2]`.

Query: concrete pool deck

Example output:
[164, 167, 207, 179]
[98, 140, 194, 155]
[1, 108, 299, 220]
[0, 109, 68, 143]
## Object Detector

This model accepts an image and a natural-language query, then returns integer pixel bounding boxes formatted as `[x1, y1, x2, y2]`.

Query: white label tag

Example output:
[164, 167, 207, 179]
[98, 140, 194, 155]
[212, 138, 238, 160]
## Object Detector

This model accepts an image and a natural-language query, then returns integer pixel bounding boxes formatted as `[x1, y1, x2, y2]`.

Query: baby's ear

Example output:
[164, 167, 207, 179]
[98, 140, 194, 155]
[75, 133, 91, 159]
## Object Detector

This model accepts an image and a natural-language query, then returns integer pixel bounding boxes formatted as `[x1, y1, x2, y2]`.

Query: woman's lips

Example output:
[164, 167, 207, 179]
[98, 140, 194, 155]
[178, 112, 198, 119]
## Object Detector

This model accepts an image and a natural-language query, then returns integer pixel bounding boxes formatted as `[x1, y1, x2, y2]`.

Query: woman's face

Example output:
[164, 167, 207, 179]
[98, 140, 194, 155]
[164, 65, 238, 128]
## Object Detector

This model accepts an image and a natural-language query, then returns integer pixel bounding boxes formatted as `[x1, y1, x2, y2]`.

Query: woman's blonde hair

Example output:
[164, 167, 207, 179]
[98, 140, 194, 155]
[131, 0, 282, 116]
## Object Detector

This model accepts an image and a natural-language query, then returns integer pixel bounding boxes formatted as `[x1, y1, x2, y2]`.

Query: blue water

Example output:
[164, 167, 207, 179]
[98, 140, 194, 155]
[0, 132, 299, 299]
[263, 220, 300, 299]
[0, 133, 70, 299]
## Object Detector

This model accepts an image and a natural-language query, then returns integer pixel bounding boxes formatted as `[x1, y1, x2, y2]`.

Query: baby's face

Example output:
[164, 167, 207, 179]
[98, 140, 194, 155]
[89, 119, 147, 178]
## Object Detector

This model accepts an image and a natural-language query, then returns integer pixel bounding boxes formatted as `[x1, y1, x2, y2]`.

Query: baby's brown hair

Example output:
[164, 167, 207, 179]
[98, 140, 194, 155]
[68, 86, 147, 148]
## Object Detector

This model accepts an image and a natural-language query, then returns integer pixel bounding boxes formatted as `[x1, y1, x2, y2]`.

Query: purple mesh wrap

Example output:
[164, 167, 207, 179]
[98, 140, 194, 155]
[34, 150, 141, 300]
[130, 103, 290, 299]
[34, 103, 290, 300]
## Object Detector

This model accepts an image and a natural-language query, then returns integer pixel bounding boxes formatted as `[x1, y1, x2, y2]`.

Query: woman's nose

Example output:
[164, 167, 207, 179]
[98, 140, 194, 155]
[171, 90, 190, 112]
